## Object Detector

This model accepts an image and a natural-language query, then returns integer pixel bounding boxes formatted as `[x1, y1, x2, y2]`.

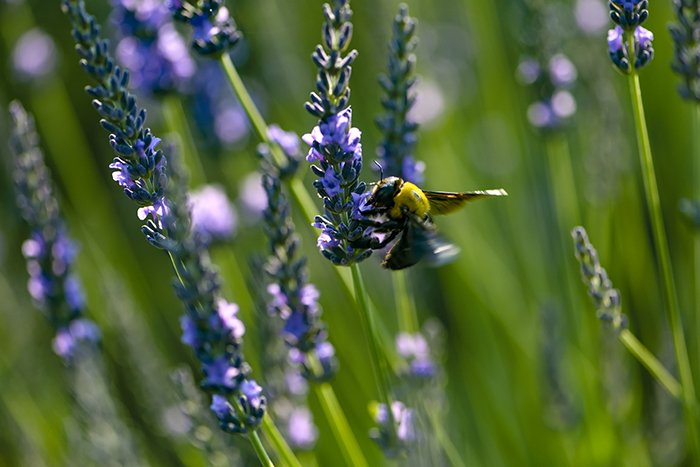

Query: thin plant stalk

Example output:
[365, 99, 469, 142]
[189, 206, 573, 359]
[544, 135, 588, 342]
[261, 415, 303, 467]
[310, 371, 369, 467]
[218, 52, 370, 464]
[392, 271, 419, 334]
[350, 264, 397, 443]
[693, 104, 700, 372]
[618, 329, 681, 399]
[248, 428, 274, 467]
[626, 31, 699, 455]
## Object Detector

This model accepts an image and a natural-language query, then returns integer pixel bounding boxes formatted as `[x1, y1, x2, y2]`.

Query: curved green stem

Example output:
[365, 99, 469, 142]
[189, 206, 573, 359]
[392, 270, 419, 334]
[248, 429, 274, 467]
[350, 264, 396, 442]
[261, 414, 302, 467]
[313, 381, 369, 467]
[626, 31, 699, 456]
[220, 53, 270, 145]
[618, 329, 681, 399]
[693, 104, 700, 374]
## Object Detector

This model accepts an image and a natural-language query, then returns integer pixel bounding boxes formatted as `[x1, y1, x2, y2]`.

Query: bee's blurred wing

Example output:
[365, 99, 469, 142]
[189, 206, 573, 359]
[382, 220, 460, 270]
[425, 188, 508, 215]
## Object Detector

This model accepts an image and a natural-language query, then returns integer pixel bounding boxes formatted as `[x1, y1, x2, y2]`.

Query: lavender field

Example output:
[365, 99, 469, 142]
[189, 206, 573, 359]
[0, 0, 699, 465]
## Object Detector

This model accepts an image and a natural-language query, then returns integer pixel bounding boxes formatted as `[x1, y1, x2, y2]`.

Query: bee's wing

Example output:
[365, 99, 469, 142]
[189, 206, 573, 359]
[425, 189, 508, 215]
[382, 218, 460, 270]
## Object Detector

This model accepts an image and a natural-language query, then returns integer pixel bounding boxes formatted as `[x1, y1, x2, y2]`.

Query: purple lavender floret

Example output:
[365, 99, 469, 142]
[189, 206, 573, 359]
[370, 400, 416, 456]
[607, 24, 654, 73]
[62, 0, 265, 433]
[10, 101, 100, 363]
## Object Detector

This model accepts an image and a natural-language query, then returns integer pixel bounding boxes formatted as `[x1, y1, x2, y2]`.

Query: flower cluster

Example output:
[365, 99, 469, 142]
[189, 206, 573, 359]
[169, 0, 241, 57]
[669, 0, 700, 101]
[111, 0, 195, 95]
[62, 0, 264, 433]
[369, 401, 416, 458]
[10, 101, 100, 363]
[304, 0, 374, 266]
[517, 54, 578, 131]
[260, 125, 338, 380]
[571, 226, 626, 331]
[607, 1, 654, 73]
[375, 5, 424, 184]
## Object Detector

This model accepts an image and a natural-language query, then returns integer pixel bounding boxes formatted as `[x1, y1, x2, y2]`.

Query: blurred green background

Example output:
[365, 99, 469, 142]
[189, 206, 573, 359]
[0, 0, 697, 465]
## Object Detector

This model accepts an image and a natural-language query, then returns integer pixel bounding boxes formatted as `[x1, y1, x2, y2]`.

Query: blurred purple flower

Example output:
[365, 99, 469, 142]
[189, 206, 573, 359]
[52, 318, 101, 361]
[396, 332, 436, 378]
[548, 54, 577, 87]
[12, 28, 57, 79]
[287, 407, 318, 449]
[189, 184, 237, 244]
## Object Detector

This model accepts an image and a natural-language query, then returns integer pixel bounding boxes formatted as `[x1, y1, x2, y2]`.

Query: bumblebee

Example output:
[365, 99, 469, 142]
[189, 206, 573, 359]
[362, 176, 507, 270]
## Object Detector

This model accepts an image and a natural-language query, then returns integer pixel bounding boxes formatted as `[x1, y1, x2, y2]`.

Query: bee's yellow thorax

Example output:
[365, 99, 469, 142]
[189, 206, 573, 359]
[389, 182, 430, 219]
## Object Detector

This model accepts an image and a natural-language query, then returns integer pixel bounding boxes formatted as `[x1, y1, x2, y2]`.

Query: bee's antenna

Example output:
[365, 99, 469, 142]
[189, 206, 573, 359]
[373, 161, 384, 180]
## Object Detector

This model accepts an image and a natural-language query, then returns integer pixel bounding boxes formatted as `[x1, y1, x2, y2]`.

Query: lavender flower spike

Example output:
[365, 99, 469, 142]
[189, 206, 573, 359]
[669, 0, 700, 101]
[375, 4, 424, 184]
[571, 226, 626, 331]
[303, 0, 373, 266]
[10, 101, 100, 363]
[62, 0, 265, 434]
[260, 126, 338, 381]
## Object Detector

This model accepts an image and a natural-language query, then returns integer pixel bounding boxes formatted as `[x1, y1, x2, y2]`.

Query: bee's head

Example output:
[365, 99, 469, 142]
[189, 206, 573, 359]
[368, 176, 403, 207]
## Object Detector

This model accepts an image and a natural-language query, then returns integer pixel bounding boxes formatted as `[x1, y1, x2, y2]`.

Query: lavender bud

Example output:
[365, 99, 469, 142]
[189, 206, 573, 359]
[571, 226, 627, 331]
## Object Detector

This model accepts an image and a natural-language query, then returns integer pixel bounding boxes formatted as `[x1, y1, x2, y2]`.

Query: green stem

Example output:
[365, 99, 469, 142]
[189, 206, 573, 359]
[249, 429, 275, 467]
[313, 382, 369, 467]
[693, 104, 700, 378]
[350, 264, 397, 441]
[261, 414, 302, 467]
[618, 329, 682, 399]
[220, 53, 270, 145]
[161, 95, 207, 187]
[626, 31, 699, 455]
[427, 409, 468, 467]
[392, 270, 419, 334]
